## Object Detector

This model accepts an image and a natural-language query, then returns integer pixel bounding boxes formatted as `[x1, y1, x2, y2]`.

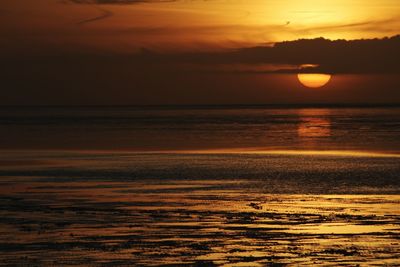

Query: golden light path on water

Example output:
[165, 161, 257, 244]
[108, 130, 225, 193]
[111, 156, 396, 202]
[14, 149, 398, 158]
[4, 149, 399, 159]
[0, 149, 399, 265]
[143, 149, 400, 158]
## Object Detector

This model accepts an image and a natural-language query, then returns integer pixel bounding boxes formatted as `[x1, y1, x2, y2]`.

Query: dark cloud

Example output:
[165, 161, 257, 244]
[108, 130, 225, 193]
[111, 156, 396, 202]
[140, 35, 400, 74]
[1, 35, 399, 105]
[2, 34, 399, 74]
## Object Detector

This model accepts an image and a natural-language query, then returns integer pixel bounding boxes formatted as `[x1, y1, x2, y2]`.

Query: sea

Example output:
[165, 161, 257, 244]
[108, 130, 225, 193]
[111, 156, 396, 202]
[0, 105, 399, 265]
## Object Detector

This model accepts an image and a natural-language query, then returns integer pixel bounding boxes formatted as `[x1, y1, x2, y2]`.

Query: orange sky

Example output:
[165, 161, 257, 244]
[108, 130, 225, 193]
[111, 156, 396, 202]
[1, 0, 400, 51]
[0, 0, 399, 105]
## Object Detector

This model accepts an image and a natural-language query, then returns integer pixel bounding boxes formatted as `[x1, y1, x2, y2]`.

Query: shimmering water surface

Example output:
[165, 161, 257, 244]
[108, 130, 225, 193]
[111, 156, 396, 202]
[0, 106, 399, 266]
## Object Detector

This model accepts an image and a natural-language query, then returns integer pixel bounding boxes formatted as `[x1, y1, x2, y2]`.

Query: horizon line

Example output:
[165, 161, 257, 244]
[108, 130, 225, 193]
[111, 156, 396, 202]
[0, 103, 399, 108]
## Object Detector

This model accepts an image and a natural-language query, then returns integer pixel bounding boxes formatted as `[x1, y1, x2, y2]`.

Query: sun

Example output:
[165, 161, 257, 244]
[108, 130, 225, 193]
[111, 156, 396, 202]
[297, 73, 332, 88]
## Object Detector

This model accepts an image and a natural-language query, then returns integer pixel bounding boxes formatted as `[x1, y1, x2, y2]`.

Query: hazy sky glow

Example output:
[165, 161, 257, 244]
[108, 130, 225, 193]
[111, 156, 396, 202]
[0, 0, 399, 105]
[2, 0, 400, 51]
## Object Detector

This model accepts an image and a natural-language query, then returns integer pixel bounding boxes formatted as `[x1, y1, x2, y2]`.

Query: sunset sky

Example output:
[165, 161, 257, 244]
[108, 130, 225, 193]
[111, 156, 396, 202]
[1, 0, 399, 105]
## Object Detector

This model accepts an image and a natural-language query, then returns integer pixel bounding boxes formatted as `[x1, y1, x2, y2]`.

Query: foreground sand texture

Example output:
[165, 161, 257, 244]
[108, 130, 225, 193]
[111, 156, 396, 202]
[0, 151, 399, 266]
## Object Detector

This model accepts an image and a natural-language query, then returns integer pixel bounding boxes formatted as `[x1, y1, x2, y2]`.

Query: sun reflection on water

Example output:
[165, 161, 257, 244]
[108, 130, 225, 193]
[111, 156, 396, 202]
[298, 117, 331, 138]
[296, 109, 331, 139]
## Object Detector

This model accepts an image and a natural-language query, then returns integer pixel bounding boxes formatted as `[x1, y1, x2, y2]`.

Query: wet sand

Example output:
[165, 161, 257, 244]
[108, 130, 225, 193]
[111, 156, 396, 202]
[0, 151, 399, 266]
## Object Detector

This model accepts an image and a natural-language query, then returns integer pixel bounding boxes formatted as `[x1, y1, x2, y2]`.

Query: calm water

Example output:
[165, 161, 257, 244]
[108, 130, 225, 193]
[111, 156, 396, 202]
[0, 106, 400, 266]
[0, 106, 399, 152]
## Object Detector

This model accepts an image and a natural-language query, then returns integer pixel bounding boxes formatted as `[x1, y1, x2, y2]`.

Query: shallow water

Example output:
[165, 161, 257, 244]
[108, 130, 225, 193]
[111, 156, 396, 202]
[0, 151, 399, 266]
[0, 106, 399, 265]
